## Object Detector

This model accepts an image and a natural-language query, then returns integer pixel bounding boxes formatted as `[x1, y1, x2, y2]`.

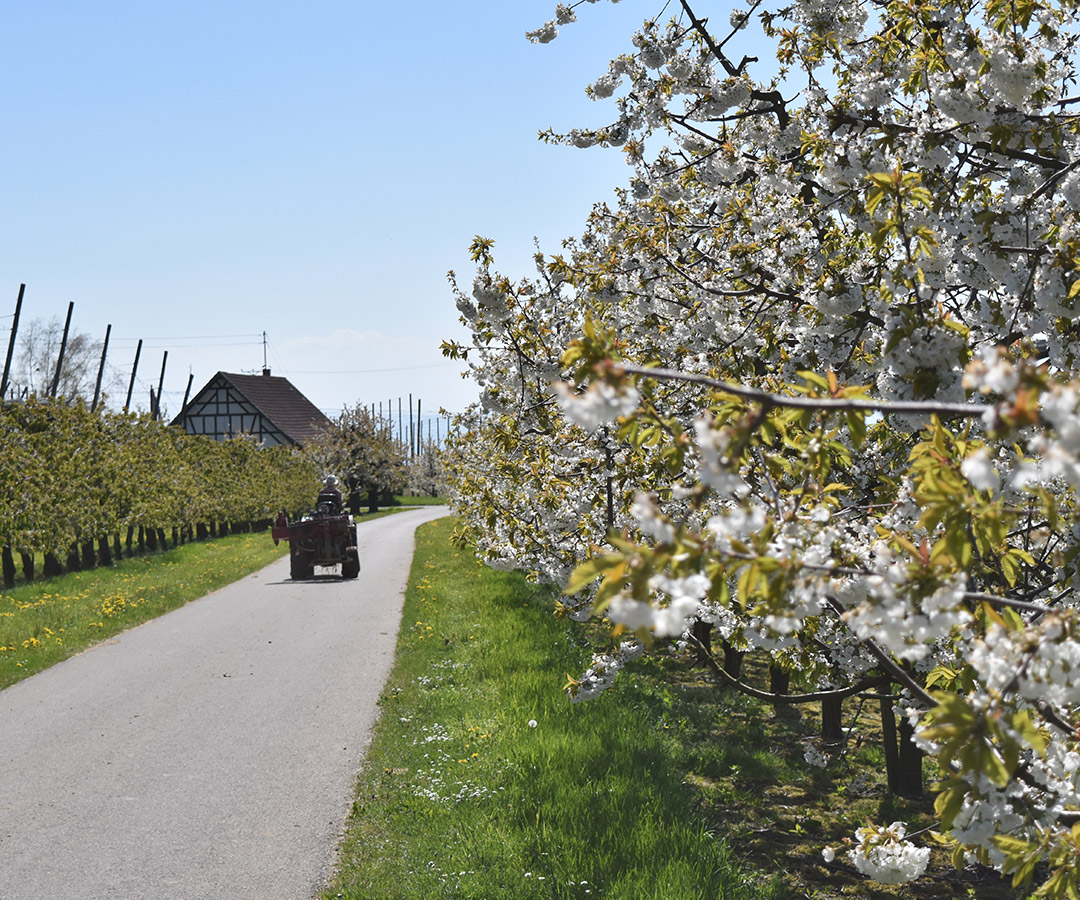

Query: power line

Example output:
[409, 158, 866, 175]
[289, 363, 462, 375]
[124, 333, 263, 341]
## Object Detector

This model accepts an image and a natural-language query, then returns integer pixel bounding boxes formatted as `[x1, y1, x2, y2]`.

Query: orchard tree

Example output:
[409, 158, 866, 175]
[307, 404, 407, 512]
[444, 0, 1080, 892]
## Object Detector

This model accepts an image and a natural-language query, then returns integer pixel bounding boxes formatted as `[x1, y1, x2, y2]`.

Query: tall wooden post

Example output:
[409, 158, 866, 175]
[50, 301, 74, 398]
[124, 339, 142, 412]
[155, 351, 168, 420]
[181, 372, 194, 411]
[408, 393, 414, 459]
[91, 324, 111, 413]
[1, 283, 25, 401]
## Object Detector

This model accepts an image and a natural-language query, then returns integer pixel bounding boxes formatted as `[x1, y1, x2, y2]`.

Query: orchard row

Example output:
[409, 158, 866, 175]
[0, 397, 318, 586]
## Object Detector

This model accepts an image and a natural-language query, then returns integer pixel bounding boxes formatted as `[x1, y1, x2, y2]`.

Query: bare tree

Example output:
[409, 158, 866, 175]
[8, 317, 119, 403]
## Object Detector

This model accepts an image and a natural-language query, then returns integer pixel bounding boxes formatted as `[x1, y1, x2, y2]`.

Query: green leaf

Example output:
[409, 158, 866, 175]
[565, 554, 621, 595]
[846, 410, 866, 448]
[1011, 710, 1047, 756]
[796, 370, 830, 391]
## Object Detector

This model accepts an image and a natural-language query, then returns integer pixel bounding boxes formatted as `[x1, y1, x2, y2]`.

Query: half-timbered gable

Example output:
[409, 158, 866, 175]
[170, 370, 330, 447]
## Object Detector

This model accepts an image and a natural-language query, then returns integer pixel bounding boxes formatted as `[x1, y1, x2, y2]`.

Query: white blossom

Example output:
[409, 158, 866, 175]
[848, 822, 930, 884]
[551, 381, 640, 431]
[961, 448, 1000, 493]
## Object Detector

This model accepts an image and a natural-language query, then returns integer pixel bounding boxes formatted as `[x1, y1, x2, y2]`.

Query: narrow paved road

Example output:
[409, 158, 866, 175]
[0, 507, 447, 900]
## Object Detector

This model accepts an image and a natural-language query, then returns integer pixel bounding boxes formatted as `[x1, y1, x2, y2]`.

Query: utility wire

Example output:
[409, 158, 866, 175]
[290, 362, 461, 375]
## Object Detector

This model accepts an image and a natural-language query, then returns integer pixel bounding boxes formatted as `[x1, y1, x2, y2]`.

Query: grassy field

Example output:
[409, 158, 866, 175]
[0, 531, 288, 689]
[326, 518, 1024, 900]
[323, 518, 783, 900]
[0, 507, 424, 691]
[618, 658, 1024, 899]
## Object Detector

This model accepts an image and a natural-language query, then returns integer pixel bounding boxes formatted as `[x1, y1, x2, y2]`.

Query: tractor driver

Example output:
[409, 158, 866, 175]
[317, 475, 343, 515]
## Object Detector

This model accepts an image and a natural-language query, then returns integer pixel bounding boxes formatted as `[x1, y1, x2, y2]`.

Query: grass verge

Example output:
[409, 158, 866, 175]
[0, 509, 406, 691]
[324, 518, 782, 900]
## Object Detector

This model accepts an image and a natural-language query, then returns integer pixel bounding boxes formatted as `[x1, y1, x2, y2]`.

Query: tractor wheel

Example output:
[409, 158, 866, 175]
[342, 547, 360, 579]
[290, 543, 315, 580]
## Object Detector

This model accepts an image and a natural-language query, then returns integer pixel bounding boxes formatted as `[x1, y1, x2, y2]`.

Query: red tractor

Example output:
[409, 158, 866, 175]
[271, 505, 360, 580]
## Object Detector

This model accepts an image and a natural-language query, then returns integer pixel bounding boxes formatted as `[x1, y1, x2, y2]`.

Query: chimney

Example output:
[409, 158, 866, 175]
[262, 367, 271, 377]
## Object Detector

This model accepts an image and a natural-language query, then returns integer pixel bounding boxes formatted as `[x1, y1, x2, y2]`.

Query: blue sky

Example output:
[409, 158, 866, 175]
[1, 0, 668, 423]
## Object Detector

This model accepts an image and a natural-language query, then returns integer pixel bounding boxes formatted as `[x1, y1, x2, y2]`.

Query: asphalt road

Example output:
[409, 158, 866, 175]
[0, 506, 448, 900]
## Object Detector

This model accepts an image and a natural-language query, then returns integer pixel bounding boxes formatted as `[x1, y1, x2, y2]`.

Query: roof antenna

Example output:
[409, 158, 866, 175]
[262, 331, 270, 376]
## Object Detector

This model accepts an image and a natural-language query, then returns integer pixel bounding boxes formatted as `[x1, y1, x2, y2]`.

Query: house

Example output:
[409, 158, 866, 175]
[170, 369, 330, 447]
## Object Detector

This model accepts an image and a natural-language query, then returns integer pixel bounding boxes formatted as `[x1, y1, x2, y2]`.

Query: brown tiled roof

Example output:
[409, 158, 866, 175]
[218, 372, 330, 445]
[170, 371, 331, 446]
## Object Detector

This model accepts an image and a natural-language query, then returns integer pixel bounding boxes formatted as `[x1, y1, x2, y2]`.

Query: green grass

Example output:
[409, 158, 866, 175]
[393, 494, 447, 506]
[324, 518, 782, 900]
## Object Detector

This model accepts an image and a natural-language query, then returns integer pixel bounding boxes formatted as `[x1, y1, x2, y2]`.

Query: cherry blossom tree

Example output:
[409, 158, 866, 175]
[444, 0, 1080, 892]
[307, 404, 407, 513]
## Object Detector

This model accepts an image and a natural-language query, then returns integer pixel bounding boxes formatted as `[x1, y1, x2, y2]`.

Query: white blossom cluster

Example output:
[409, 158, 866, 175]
[567, 640, 643, 703]
[969, 615, 1080, 709]
[551, 380, 641, 432]
[843, 573, 971, 663]
[848, 822, 931, 884]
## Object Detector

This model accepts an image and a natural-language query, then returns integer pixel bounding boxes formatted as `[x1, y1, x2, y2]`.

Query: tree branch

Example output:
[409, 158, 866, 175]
[686, 632, 889, 703]
[615, 363, 992, 419]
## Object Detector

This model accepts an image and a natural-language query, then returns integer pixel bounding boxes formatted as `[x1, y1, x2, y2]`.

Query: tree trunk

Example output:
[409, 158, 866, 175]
[20, 551, 34, 583]
[690, 619, 712, 665]
[66, 541, 81, 572]
[171, 527, 179, 548]
[113, 533, 122, 560]
[81, 540, 96, 570]
[156, 528, 167, 549]
[197, 523, 209, 541]
[1, 546, 15, 588]
[879, 687, 924, 797]
[98, 536, 112, 567]
[722, 641, 744, 679]
[880, 690, 901, 794]
[770, 663, 791, 715]
[821, 695, 844, 744]
[367, 486, 379, 514]
[126, 525, 135, 556]
[143, 525, 155, 552]
[43, 553, 63, 577]
[897, 712, 924, 798]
